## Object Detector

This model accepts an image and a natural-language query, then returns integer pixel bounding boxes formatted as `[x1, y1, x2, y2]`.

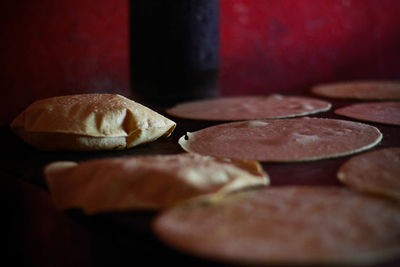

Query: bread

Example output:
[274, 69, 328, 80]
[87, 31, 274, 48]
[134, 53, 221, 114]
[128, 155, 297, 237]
[178, 117, 382, 162]
[44, 153, 269, 213]
[338, 147, 400, 200]
[154, 186, 400, 265]
[311, 81, 400, 100]
[166, 95, 331, 121]
[10, 94, 176, 150]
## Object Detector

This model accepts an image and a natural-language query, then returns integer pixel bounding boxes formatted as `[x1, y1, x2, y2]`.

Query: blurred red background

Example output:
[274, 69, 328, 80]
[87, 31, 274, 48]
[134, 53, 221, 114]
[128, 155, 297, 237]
[1, 0, 400, 124]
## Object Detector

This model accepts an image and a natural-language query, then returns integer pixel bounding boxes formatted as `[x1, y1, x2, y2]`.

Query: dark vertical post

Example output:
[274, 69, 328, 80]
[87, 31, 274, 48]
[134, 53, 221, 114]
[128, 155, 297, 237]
[130, 0, 219, 108]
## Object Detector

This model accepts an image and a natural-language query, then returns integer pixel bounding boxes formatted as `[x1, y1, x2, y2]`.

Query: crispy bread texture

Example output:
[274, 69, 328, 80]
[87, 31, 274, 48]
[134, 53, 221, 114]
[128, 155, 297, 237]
[11, 94, 176, 150]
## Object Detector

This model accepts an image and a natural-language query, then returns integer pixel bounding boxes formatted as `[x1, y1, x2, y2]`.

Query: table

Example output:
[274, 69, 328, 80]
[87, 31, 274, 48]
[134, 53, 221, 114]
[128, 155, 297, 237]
[2, 96, 400, 266]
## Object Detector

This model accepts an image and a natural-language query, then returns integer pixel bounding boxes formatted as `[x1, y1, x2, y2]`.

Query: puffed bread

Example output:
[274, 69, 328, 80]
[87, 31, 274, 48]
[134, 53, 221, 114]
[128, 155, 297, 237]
[10, 94, 176, 150]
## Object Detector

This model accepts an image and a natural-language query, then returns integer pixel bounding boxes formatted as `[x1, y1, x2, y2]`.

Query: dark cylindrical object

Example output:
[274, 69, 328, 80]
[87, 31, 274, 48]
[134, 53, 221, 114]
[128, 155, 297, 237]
[130, 0, 219, 108]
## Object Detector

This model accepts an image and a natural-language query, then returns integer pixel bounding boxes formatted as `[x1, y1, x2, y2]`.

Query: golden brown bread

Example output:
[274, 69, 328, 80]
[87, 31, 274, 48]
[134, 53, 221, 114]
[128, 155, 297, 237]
[10, 94, 176, 150]
[44, 153, 269, 214]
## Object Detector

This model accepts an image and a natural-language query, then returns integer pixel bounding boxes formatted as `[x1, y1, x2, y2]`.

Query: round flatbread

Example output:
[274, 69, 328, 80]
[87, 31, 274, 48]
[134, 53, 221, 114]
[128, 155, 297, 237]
[44, 153, 268, 214]
[10, 94, 176, 150]
[338, 147, 400, 200]
[335, 102, 400, 126]
[179, 117, 382, 162]
[153, 186, 400, 265]
[166, 94, 331, 121]
[311, 81, 400, 100]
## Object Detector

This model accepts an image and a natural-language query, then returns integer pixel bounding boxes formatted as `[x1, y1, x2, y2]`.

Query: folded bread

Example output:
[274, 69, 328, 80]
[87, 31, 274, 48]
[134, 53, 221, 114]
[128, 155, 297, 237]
[44, 153, 269, 214]
[10, 94, 176, 150]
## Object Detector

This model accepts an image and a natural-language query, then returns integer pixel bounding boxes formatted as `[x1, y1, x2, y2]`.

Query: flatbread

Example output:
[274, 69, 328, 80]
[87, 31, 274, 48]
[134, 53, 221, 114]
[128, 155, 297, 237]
[44, 153, 269, 214]
[166, 94, 331, 121]
[10, 94, 176, 150]
[153, 186, 400, 265]
[311, 81, 400, 100]
[179, 117, 382, 162]
[335, 102, 400, 126]
[338, 147, 400, 200]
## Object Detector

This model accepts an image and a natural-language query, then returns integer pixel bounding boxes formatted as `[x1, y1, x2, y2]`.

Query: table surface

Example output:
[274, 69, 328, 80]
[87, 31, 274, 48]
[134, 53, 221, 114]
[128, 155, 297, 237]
[2, 95, 400, 267]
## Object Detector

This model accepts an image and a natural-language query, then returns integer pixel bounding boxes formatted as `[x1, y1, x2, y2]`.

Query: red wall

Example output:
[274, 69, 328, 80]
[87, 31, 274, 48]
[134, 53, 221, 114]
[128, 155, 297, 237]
[1, 0, 400, 124]
[220, 0, 400, 96]
[0, 0, 129, 124]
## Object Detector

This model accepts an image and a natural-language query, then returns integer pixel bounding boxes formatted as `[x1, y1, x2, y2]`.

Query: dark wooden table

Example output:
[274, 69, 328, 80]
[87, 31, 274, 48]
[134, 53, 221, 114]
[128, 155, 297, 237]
[2, 96, 400, 266]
